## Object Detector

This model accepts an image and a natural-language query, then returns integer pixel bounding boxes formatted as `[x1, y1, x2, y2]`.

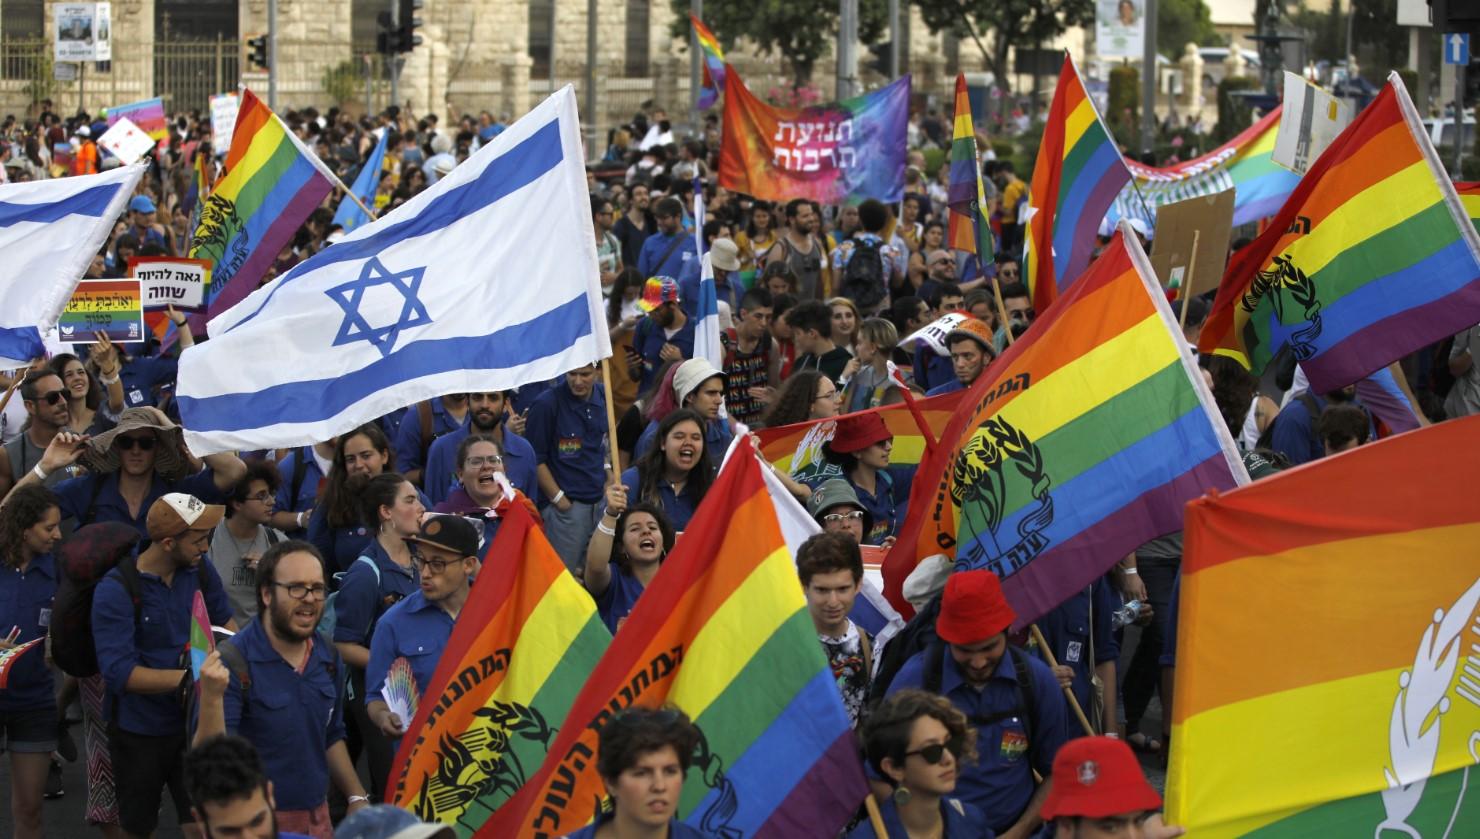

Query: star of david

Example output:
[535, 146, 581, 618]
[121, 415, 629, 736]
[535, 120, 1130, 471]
[326, 257, 433, 357]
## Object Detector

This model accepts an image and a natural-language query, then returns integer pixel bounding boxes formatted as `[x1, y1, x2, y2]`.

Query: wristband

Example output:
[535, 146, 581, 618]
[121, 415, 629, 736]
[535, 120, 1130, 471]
[348, 795, 370, 805]
[296, 511, 307, 528]
[595, 521, 615, 537]
[1123, 567, 1139, 576]
[98, 371, 120, 385]
[551, 490, 566, 505]
[31, 463, 49, 481]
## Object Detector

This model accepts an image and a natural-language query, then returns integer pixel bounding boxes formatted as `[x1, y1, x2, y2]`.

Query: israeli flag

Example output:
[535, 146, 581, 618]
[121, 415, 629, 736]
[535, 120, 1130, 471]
[0, 164, 146, 368]
[178, 87, 610, 455]
[691, 176, 723, 370]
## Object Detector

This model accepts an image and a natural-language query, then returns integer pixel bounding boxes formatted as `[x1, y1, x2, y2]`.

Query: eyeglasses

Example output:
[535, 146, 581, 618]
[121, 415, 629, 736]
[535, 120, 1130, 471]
[245, 492, 274, 504]
[905, 736, 964, 765]
[814, 389, 841, 402]
[464, 455, 503, 468]
[31, 390, 66, 406]
[822, 510, 865, 523]
[411, 554, 462, 575]
[116, 435, 156, 451]
[272, 582, 328, 600]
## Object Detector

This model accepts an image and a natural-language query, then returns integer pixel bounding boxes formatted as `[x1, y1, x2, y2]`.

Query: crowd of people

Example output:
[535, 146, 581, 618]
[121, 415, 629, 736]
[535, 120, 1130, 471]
[0, 85, 1473, 839]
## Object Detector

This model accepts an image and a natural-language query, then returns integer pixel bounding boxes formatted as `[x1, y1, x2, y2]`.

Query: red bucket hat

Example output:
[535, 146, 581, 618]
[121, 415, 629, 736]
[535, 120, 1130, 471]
[935, 569, 1016, 644]
[1041, 736, 1163, 820]
[828, 412, 892, 454]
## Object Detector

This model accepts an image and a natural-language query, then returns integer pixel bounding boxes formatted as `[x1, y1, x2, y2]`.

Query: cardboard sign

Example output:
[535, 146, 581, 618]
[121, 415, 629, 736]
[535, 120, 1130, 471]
[1150, 191, 1235, 302]
[129, 257, 210, 312]
[97, 116, 155, 165]
[59, 279, 143, 344]
[901, 312, 969, 356]
[1273, 73, 1354, 175]
[210, 93, 239, 156]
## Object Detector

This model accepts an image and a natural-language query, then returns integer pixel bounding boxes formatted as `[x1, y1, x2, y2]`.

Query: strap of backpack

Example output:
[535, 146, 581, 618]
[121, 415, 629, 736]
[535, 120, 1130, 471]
[114, 556, 144, 723]
[417, 401, 434, 457]
[857, 626, 873, 678]
[1297, 391, 1322, 422]
[82, 473, 108, 526]
[217, 636, 251, 700]
[289, 447, 311, 511]
[1008, 645, 1040, 770]
[922, 640, 946, 694]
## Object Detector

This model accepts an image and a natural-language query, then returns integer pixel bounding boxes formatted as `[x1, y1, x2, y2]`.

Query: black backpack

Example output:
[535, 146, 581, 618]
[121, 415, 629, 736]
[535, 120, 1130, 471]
[841, 238, 887, 310]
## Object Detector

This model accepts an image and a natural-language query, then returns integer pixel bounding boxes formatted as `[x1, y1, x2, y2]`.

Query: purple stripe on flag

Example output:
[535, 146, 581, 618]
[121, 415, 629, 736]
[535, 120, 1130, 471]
[1004, 455, 1237, 627]
[207, 178, 333, 319]
[758, 730, 869, 838]
[1059, 169, 1130, 289]
[1299, 279, 1480, 392]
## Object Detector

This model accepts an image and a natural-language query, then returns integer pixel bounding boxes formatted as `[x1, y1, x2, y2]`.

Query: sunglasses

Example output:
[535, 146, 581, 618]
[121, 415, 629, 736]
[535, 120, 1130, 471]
[31, 390, 66, 406]
[905, 736, 964, 765]
[116, 435, 156, 451]
[822, 510, 865, 523]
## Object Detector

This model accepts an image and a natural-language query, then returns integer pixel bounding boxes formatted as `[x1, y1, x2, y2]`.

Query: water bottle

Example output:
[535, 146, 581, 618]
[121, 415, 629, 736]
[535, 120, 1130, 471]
[1112, 599, 1142, 630]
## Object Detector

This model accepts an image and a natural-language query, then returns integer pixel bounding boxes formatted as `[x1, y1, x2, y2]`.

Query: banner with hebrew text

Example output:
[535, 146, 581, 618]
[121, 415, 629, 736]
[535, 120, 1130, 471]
[719, 67, 909, 204]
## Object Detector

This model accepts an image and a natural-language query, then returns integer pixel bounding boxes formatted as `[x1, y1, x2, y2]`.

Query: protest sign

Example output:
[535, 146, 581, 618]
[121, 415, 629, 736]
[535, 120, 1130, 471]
[59, 279, 144, 344]
[129, 257, 211, 312]
[107, 97, 168, 143]
[1273, 72, 1354, 175]
[1150, 190, 1235, 303]
[54, 2, 110, 62]
[899, 312, 968, 356]
[210, 93, 239, 155]
[97, 117, 156, 165]
[1096, 0, 1145, 59]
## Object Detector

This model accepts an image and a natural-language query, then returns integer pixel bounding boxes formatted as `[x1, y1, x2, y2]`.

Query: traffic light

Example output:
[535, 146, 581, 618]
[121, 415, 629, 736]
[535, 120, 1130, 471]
[377, 0, 423, 54]
[866, 41, 893, 78]
[247, 35, 269, 70]
[376, 9, 395, 54]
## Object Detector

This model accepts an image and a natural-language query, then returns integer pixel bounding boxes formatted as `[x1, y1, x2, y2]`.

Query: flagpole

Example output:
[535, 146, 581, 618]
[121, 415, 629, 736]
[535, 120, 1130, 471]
[885, 362, 938, 452]
[0, 368, 29, 418]
[991, 279, 1015, 346]
[863, 795, 892, 838]
[1178, 230, 1200, 330]
[1029, 624, 1097, 736]
[599, 356, 623, 480]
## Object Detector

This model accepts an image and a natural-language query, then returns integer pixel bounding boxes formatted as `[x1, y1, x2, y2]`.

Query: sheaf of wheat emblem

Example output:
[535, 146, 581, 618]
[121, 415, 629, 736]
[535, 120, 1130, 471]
[947, 415, 1054, 579]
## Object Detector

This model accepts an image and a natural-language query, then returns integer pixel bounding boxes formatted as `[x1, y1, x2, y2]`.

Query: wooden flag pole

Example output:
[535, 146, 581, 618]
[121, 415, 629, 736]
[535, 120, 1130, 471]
[1178, 230, 1201, 331]
[599, 357, 622, 480]
[0, 363, 35, 418]
[991, 278, 1015, 347]
[863, 794, 892, 838]
[1029, 624, 1097, 737]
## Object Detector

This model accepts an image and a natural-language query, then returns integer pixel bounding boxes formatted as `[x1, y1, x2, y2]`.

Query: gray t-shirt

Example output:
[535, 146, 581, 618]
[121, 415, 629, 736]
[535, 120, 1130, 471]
[209, 522, 285, 625]
[1445, 325, 1480, 419]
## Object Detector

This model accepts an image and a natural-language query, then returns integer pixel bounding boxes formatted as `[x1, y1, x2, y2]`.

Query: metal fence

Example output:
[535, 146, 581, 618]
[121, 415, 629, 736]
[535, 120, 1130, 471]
[0, 37, 240, 116]
[155, 37, 239, 114]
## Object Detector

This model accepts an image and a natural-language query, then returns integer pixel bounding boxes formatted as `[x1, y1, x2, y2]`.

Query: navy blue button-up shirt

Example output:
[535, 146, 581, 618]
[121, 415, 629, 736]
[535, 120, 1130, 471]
[393, 399, 466, 476]
[54, 468, 226, 538]
[525, 383, 609, 505]
[422, 424, 538, 506]
[0, 553, 57, 711]
[365, 590, 456, 707]
[330, 539, 418, 647]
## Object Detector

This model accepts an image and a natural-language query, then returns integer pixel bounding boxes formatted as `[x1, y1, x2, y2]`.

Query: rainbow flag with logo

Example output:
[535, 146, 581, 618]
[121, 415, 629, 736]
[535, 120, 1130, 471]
[1023, 53, 1131, 315]
[1110, 107, 1299, 230]
[883, 227, 1246, 619]
[190, 88, 337, 320]
[690, 15, 727, 110]
[482, 439, 867, 838]
[386, 502, 610, 833]
[947, 73, 993, 264]
[1167, 414, 1480, 837]
[1200, 74, 1480, 393]
[756, 390, 966, 483]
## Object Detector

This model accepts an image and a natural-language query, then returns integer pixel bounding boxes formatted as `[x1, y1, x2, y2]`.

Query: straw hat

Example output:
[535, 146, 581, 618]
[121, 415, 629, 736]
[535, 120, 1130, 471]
[81, 406, 193, 480]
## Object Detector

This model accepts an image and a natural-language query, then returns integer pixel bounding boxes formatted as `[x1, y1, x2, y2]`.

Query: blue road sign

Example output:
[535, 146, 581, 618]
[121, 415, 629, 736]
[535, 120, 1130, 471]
[1446, 33, 1471, 66]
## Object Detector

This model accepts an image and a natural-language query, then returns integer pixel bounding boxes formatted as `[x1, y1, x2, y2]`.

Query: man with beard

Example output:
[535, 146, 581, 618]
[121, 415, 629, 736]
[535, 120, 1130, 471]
[636, 197, 697, 280]
[0, 369, 73, 495]
[612, 183, 655, 269]
[632, 277, 694, 391]
[195, 541, 368, 834]
[92, 494, 239, 839]
[184, 735, 319, 839]
[365, 516, 480, 740]
[422, 391, 537, 506]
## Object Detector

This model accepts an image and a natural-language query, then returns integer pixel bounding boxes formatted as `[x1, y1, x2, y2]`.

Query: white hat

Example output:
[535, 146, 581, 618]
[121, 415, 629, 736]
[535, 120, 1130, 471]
[710, 238, 741, 272]
[672, 357, 724, 407]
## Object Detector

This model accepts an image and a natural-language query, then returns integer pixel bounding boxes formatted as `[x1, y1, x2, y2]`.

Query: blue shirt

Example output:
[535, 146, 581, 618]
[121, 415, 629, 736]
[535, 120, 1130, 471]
[214, 619, 346, 811]
[593, 564, 648, 635]
[423, 424, 538, 506]
[366, 590, 457, 707]
[846, 796, 994, 839]
[92, 558, 233, 735]
[561, 810, 716, 839]
[849, 467, 914, 546]
[54, 468, 226, 538]
[118, 353, 177, 408]
[888, 647, 1069, 833]
[393, 399, 466, 476]
[1032, 579, 1119, 719]
[274, 447, 327, 517]
[633, 317, 697, 391]
[308, 488, 430, 574]
[926, 379, 965, 397]
[913, 344, 956, 394]
[1268, 392, 1329, 466]
[0, 553, 57, 711]
[636, 229, 698, 279]
[678, 260, 737, 317]
[632, 416, 732, 471]
[524, 383, 609, 505]
[330, 540, 419, 647]
[619, 466, 700, 531]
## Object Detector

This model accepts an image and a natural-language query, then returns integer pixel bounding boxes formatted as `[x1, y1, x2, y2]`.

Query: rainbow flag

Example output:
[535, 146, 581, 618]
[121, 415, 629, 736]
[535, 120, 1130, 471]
[107, 97, 168, 144]
[386, 502, 609, 832]
[1457, 181, 1480, 230]
[189, 590, 213, 681]
[1167, 414, 1480, 837]
[1110, 107, 1300, 230]
[1023, 53, 1131, 315]
[947, 73, 993, 264]
[883, 228, 1246, 619]
[191, 88, 337, 320]
[690, 15, 727, 111]
[756, 389, 967, 483]
[483, 439, 867, 838]
[1200, 75, 1480, 393]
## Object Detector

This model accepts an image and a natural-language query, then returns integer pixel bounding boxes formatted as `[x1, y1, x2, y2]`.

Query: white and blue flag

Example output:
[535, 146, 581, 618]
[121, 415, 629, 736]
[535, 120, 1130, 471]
[177, 86, 610, 455]
[0, 164, 146, 368]
[691, 175, 723, 370]
[331, 128, 388, 233]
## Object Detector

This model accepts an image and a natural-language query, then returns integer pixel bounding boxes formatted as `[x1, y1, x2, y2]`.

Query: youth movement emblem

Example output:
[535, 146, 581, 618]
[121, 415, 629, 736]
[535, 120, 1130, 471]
[947, 415, 1053, 578]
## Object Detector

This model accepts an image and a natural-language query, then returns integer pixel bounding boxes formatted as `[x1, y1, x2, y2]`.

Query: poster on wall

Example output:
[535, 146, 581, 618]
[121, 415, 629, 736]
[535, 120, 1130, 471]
[55, 3, 111, 63]
[1095, 0, 1144, 60]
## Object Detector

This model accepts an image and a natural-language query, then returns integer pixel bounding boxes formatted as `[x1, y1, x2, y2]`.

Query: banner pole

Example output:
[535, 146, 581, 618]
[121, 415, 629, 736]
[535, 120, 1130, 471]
[1029, 623, 1097, 736]
[1179, 230, 1200, 330]
[599, 356, 622, 480]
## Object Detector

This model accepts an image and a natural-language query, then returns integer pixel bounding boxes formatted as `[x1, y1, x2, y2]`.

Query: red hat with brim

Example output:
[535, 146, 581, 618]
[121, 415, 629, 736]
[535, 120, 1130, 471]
[1041, 736, 1163, 820]
[828, 411, 893, 454]
[935, 569, 1016, 644]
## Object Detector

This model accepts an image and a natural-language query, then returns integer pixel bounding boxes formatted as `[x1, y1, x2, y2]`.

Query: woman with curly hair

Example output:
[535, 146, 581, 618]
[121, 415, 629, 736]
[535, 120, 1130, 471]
[584, 489, 676, 634]
[851, 689, 989, 838]
[0, 485, 63, 838]
[759, 369, 840, 428]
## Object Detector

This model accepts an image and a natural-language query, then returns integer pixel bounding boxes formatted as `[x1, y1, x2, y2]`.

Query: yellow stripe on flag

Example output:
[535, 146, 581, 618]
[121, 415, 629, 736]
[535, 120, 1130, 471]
[499, 573, 602, 702]
[1278, 160, 1442, 280]
[1063, 97, 1097, 153]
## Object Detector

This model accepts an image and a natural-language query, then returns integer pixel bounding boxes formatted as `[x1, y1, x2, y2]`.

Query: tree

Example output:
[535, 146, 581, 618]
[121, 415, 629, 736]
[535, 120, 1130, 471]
[1158, 0, 1222, 56]
[912, 0, 1094, 111]
[668, 0, 887, 90]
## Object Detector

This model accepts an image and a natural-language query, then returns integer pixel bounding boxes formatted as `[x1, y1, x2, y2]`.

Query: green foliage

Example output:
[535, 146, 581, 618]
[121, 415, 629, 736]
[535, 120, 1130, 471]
[1290, 0, 1346, 64]
[921, 147, 947, 179]
[27, 51, 57, 107]
[1215, 75, 1261, 142]
[669, 0, 887, 88]
[912, 0, 1094, 97]
[1108, 65, 1139, 137]
[321, 60, 361, 106]
[1158, 0, 1222, 56]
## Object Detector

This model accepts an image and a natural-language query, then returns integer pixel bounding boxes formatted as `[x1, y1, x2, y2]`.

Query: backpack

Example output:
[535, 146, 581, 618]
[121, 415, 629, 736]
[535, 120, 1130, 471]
[841, 238, 887, 310]
[317, 555, 383, 642]
[921, 641, 1042, 767]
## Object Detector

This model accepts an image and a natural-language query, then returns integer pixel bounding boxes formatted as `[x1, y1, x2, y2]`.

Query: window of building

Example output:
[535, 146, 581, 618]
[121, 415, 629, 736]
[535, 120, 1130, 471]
[530, 0, 554, 79]
[624, 0, 650, 78]
[1, 0, 43, 40]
